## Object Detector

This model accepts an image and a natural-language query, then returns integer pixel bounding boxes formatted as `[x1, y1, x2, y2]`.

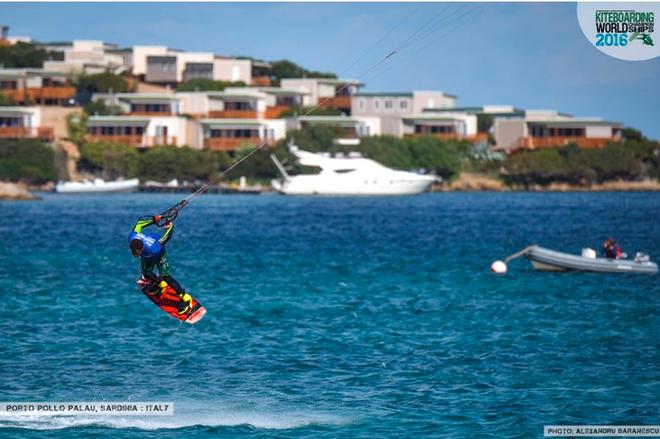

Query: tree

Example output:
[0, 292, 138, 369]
[79, 141, 140, 179]
[137, 146, 231, 182]
[83, 99, 123, 116]
[0, 92, 15, 106]
[477, 114, 494, 133]
[74, 72, 130, 104]
[283, 126, 336, 152]
[0, 42, 62, 68]
[622, 127, 645, 142]
[405, 136, 465, 180]
[269, 60, 337, 85]
[0, 139, 58, 183]
[66, 113, 88, 146]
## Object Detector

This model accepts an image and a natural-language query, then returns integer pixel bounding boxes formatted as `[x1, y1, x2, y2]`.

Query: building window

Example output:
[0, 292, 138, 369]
[209, 128, 259, 138]
[384, 100, 393, 110]
[225, 101, 254, 111]
[415, 124, 454, 134]
[374, 99, 380, 110]
[400, 100, 408, 110]
[358, 98, 365, 111]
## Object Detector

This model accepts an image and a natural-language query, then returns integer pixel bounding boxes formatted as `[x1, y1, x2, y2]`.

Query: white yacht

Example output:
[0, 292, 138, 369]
[55, 178, 139, 194]
[271, 144, 438, 196]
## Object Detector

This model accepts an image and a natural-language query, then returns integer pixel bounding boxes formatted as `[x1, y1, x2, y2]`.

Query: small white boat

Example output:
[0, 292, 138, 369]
[55, 178, 139, 194]
[271, 144, 438, 196]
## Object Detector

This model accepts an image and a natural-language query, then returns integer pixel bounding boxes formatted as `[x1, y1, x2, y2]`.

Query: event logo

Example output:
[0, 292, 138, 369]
[577, 2, 660, 61]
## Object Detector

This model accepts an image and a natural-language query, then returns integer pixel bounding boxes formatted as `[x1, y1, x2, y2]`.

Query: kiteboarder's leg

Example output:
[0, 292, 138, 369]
[141, 258, 156, 278]
[156, 253, 193, 314]
[139, 259, 161, 294]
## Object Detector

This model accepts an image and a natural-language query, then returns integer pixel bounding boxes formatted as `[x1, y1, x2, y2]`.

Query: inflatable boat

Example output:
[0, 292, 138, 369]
[525, 245, 658, 274]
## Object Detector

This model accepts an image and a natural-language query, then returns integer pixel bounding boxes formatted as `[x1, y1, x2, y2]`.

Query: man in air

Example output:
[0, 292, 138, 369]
[129, 215, 193, 314]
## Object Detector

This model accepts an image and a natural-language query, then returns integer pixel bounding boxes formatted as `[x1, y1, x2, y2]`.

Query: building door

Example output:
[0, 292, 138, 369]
[155, 125, 169, 145]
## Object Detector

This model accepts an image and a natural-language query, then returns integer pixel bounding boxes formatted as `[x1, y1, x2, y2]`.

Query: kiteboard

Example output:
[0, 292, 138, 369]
[136, 276, 206, 324]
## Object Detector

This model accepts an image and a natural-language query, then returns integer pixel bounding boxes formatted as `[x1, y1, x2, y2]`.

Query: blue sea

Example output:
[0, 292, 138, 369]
[1, 192, 659, 438]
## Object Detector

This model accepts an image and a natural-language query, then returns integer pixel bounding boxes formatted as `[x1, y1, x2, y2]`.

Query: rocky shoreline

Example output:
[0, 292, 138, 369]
[0, 182, 41, 200]
[434, 173, 660, 192]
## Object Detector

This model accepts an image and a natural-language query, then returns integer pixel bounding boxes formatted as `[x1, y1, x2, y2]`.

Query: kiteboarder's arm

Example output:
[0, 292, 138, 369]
[159, 222, 174, 245]
[133, 215, 162, 233]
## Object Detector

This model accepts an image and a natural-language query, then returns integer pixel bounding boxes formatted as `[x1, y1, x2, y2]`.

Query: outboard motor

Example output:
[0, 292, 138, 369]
[634, 252, 651, 263]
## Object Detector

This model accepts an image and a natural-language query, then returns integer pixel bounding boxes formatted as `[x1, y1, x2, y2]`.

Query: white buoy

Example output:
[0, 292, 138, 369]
[491, 260, 507, 274]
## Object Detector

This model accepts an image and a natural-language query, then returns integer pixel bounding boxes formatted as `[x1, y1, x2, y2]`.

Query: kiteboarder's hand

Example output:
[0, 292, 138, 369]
[153, 215, 162, 223]
[164, 221, 173, 228]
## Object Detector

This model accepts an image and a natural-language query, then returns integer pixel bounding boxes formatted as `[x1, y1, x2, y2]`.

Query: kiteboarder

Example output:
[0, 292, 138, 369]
[129, 215, 194, 314]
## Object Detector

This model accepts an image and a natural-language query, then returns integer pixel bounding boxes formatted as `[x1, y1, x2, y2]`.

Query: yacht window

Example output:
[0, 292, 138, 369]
[334, 169, 355, 174]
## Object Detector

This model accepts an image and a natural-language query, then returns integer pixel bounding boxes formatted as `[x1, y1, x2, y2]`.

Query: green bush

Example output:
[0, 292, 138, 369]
[74, 72, 130, 94]
[138, 146, 232, 182]
[79, 143, 232, 182]
[502, 141, 656, 187]
[0, 92, 15, 106]
[269, 60, 337, 86]
[278, 107, 342, 118]
[406, 136, 467, 180]
[79, 142, 140, 179]
[83, 99, 123, 116]
[176, 79, 246, 92]
[0, 139, 58, 183]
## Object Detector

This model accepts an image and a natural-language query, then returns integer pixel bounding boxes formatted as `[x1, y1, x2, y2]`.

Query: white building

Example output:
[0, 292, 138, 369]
[401, 113, 478, 140]
[199, 118, 286, 151]
[132, 46, 266, 85]
[493, 110, 622, 152]
[0, 68, 75, 106]
[85, 115, 199, 148]
[92, 87, 309, 120]
[280, 78, 362, 114]
[0, 106, 53, 141]
[352, 91, 456, 137]
[42, 40, 127, 74]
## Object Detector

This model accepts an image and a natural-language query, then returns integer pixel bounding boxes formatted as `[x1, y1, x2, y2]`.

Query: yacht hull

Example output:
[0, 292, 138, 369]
[273, 176, 434, 196]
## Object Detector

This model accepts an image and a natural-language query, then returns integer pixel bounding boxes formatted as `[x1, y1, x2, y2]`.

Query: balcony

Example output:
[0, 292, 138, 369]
[0, 126, 54, 140]
[37, 127, 54, 140]
[146, 136, 177, 147]
[265, 105, 290, 118]
[208, 110, 258, 119]
[85, 135, 177, 147]
[204, 137, 272, 151]
[466, 133, 489, 143]
[251, 76, 272, 86]
[518, 136, 613, 149]
[86, 134, 144, 146]
[130, 110, 173, 116]
[405, 132, 461, 141]
[2, 87, 76, 103]
[317, 95, 352, 111]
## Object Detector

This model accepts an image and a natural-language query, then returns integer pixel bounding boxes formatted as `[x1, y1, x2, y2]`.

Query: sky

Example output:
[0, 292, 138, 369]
[3, 2, 660, 138]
